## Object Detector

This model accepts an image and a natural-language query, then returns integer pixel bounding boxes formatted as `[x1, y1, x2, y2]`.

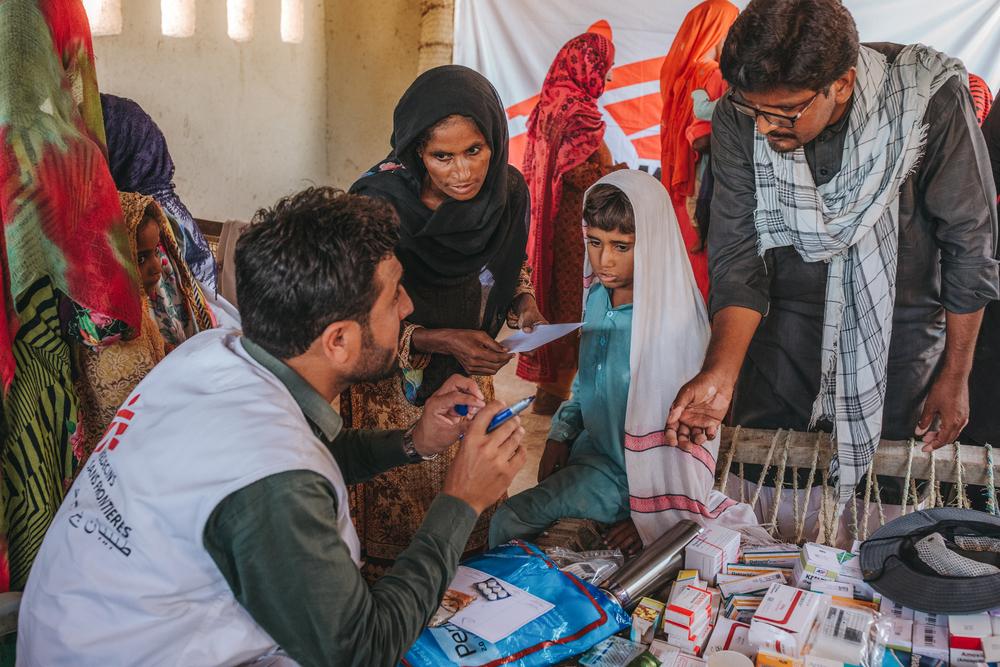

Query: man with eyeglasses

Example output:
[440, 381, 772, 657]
[666, 0, 998, 528]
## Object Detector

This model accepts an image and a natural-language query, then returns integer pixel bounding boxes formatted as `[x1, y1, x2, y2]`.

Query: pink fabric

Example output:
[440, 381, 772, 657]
[631, 494, 738, 518]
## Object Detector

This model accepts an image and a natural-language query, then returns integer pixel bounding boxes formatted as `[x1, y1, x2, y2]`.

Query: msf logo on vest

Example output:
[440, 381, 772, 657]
[94, 393, 141, 453]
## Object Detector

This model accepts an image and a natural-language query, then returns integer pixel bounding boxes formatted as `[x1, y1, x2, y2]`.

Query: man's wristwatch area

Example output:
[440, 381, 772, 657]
[402, 425, 440, 463]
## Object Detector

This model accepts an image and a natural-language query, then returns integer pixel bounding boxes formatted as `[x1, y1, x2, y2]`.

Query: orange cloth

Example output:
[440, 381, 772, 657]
[587, 19, 614, 43]
[659, 0, 739, 200]
[685, 67, 727, 146]
[659, 0, 738, 303]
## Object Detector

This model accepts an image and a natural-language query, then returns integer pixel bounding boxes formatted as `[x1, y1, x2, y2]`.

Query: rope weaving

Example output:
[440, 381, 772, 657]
[927, 449, 937, 508]
[718, 425, 740, 493]
[795, 433, 823, 543]
[767, 431, 792, 536]
[738, 462, 746, 504]
[873, 472, 886, 529]
[900, 439, 916, 516]
[953, 442, 967, 509]
[749, 429, 782, 512]
[715, 426, 1000, 544]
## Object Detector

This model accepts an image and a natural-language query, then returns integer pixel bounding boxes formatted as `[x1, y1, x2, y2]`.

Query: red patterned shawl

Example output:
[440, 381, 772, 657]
[519, 32, 614, 383]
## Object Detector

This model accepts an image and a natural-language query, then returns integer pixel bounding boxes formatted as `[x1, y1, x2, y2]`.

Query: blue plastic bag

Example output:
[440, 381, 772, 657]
[402, 541, 630, 667]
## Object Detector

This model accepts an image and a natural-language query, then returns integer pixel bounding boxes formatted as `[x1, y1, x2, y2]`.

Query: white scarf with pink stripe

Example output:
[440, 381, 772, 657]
[583, 170, 757, 545]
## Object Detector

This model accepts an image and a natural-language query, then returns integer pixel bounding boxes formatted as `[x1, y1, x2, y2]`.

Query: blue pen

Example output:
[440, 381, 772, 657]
[454, 396, 535, 433]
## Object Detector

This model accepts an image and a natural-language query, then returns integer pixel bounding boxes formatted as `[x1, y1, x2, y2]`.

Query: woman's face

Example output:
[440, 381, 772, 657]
[135, 216, 163, 296]
[418, 115, 492, 202]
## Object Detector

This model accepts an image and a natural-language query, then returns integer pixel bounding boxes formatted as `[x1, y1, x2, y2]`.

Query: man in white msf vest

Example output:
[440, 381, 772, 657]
[16, 187, 527, 667]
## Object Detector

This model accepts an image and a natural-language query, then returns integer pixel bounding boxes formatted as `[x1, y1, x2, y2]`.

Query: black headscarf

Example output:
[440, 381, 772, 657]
[351, 66, 529, 401]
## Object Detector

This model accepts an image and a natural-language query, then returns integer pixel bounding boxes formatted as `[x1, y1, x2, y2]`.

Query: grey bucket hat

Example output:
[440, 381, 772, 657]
[859, 507, 1000, 613]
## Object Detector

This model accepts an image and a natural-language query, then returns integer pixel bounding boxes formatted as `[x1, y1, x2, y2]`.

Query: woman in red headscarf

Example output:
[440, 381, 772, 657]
[516, 30, 622, 414]
[659, 0, 740, 302]
[969, 73, 994, 126]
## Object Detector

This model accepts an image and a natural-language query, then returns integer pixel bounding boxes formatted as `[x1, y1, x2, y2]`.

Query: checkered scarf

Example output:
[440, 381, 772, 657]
[752, 45, 965, 506]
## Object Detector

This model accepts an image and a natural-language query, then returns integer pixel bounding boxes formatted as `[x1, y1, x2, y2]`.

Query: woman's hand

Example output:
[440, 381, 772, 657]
[604, 518, 642, 558]
[537, 439, 571, 482]
[514, 294, 547, 333]
[413, 328, 513, 376]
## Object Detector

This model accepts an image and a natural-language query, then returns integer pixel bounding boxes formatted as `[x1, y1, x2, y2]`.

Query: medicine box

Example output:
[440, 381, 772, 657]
[950, 647, 988, 667]
[748, 583, 827, 658]
[809, 580, 853, 599]
[703, 616, 753, 658]
[631, 597, 666, 644]
[741, 544, 801, 566]
[649, 639, 681, 664]
[886, 618, 913, 653]
[911, 623, 949, 662]
[878, 599, 914, 622]
[808, 605, 872, 665]
[948, 613, 993, 640]
[720, 572, 787, 599]
[756, 649, 803, 667]
[685, 525, 741, 585]
[665, 586, 713, 628]
[912, 611, 947, 628]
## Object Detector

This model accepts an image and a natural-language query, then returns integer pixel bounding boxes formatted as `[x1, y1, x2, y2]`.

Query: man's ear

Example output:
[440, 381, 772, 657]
[834, 67, 856, 105]
[317, 319, 363, 368]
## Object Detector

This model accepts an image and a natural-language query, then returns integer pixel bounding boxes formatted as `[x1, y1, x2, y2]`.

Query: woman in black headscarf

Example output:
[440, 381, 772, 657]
[346, 65, 544, 579]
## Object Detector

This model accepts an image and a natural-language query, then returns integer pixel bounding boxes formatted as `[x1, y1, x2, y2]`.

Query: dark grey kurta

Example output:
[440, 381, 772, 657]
[965, 101, 1000, 444]
[708, 43, 1000, 441]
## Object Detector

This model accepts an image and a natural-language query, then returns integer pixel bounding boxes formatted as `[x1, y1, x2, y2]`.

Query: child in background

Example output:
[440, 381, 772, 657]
[73, 193, 216, 463]
[490, 170, 756, 554]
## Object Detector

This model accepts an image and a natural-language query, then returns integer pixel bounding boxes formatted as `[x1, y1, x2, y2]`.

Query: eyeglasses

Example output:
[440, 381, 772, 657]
[728, 90, 822, 128]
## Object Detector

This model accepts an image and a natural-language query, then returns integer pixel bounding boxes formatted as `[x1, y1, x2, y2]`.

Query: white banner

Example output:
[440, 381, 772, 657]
[454, 0, 1000, 171]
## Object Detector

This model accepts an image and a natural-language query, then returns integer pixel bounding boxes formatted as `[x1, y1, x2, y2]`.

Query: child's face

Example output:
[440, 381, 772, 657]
[586, 227, 635, 292]
[135, 217, 163, 296]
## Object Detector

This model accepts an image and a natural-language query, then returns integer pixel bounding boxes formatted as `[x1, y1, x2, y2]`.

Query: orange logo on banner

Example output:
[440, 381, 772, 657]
[506, 56, 666, 170]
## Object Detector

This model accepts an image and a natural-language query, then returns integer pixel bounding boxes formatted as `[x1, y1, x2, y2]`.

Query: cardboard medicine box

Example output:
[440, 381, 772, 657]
[685, 525, 741, 585]
[703, 616, 753, 658]
[748, 583, 827, 658]
[631, 597, 666, 644]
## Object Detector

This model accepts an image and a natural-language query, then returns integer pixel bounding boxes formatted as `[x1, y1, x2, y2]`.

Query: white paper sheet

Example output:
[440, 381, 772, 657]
[446, 566, 555, 643]
[500, 322, 583, 353]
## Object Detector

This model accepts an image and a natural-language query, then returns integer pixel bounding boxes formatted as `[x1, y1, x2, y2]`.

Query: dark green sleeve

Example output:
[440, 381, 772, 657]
[329, 428, 408, 484]
[203, 470, 477, 667]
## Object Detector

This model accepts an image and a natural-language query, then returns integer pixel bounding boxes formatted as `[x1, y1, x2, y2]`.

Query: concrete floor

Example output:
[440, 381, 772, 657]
[492, 350, 552, 496]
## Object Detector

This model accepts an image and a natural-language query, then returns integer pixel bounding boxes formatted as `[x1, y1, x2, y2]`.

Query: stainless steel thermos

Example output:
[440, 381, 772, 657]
[601, 519, 703, 609]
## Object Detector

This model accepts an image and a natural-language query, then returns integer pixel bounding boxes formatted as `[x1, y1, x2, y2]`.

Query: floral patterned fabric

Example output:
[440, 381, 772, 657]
[150, 245, 194, 347]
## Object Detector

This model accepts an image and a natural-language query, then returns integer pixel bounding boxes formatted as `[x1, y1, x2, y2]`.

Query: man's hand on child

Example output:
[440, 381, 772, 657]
[537, 439, 570, 482]
[604, 518, 642, 558]
[665, 370, 733, 446]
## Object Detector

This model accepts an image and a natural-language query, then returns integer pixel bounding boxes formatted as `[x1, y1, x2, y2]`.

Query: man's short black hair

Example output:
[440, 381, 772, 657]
[720, 0, 859, 94]
[235, 187, 398, 359]
[584, 184, 635, 235]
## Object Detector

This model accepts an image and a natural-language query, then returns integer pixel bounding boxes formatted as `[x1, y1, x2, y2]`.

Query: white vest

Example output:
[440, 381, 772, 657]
[17, 329, 360, 666]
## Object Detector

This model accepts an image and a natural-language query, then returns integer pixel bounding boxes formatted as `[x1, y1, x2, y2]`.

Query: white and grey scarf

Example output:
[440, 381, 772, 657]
[752, 45, 965, 506]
